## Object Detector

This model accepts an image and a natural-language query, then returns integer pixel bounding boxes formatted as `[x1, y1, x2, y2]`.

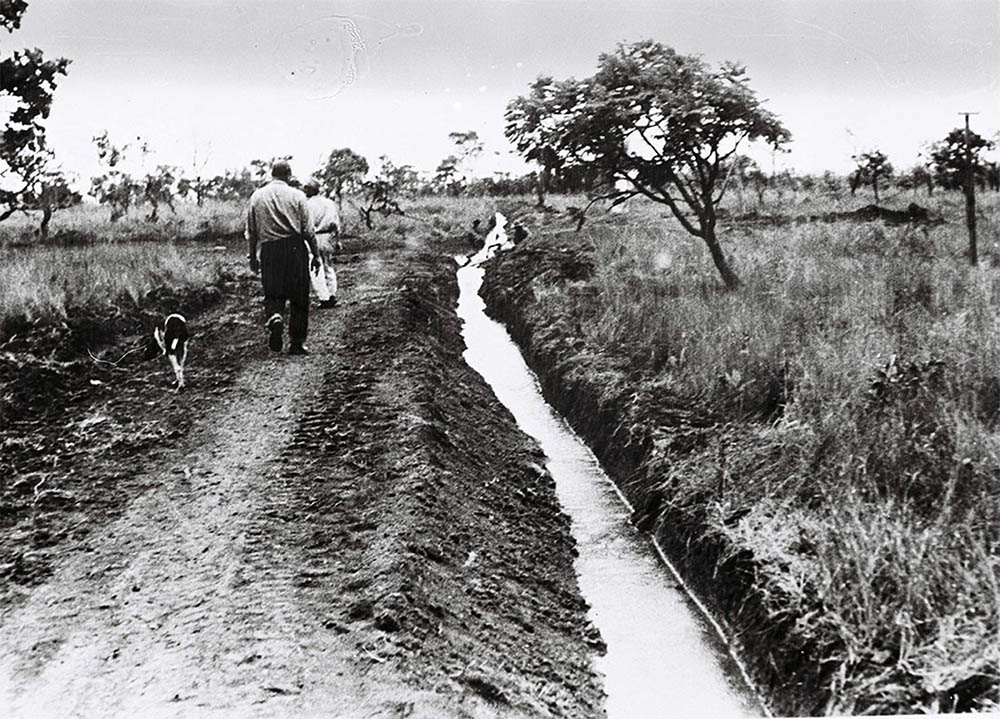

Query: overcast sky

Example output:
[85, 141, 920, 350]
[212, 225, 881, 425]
[12, 0, 1000, 184]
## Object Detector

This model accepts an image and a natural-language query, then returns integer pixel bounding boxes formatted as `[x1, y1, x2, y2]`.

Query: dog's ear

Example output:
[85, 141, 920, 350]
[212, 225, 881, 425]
[153, 326, 166, 354]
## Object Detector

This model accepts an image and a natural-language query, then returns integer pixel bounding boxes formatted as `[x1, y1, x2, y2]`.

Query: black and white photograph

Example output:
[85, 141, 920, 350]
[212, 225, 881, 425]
[1, 1, 998, 716]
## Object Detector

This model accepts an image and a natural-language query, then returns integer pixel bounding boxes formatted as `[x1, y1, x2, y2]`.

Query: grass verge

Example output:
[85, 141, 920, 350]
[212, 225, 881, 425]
[480, 194, 1000, 715]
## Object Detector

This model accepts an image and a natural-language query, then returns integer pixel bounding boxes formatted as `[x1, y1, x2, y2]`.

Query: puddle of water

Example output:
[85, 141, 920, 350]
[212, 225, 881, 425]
[456, 219, 766, 717]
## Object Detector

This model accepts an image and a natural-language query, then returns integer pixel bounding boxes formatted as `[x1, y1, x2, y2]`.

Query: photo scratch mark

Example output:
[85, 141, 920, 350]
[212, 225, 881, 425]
[274, 15, 423, 100]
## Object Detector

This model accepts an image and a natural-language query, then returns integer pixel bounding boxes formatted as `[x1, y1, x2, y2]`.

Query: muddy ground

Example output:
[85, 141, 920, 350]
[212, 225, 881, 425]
[0, 237, 604, 717]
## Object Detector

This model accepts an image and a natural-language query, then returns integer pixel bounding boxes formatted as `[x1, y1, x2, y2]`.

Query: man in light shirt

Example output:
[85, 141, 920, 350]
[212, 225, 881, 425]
[303, 182, 341, 309]
[246, 161, 321, 355]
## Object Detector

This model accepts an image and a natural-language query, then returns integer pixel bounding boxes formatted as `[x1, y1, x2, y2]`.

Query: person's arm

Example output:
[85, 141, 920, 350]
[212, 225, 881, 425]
[330, 203, 342, 240]
[246, 203, 259, 272]
[314, 218, 336, 234]
[322, 201, 343, 250]
[299, 196, 321, 269]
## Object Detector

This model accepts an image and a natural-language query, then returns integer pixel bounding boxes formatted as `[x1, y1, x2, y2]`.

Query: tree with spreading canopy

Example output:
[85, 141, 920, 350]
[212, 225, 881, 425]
[433, 155, 460, 194]
[209, 168, 256, 201]
[176, 175, 213, 206]
[28, 170, 80, 240]
[896, 163, 934, 196]
[505, 40, 790, 289]
[434, 131, 484, 196]
[449, 130, 483, 159]
[850, 149, 894, 205]
[378, 156, 419, 197]
[504, 77, 565, 208]
[929, 128, 994, 191]
[142, 164, 178, 222]
[356, 156, 411, 229]
[89, 131, 141, 222]
[448, 130, 483, 175]
[1, 0, 71, 231]
[731, 155, 769, 208]
[313, 147, 369, 213]
[89, 133, 179, 222]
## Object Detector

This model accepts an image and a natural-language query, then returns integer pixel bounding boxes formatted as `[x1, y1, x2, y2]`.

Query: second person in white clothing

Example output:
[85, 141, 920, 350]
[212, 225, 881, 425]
[303, 182, 342, 309]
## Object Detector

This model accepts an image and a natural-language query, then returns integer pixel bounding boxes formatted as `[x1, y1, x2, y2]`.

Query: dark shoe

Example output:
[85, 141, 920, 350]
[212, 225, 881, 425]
[266, 314, 283, 352]
[288, 343, 310, 355]
[317, 297, 338, 309]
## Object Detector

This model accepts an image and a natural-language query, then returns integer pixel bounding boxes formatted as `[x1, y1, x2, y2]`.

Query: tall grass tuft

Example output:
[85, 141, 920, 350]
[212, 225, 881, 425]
[0, 243, 223, 336]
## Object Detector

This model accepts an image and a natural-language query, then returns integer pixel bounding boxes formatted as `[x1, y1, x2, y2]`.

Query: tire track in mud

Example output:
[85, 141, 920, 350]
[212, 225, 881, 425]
[0, 249, 604, 718]
[263, 252, 604, 716]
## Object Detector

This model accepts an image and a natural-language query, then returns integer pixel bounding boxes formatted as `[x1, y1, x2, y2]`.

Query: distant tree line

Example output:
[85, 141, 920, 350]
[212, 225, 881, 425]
[3, 0, 999, 250]
[81, 123, 998, 230]
[845, 130, 999, 204]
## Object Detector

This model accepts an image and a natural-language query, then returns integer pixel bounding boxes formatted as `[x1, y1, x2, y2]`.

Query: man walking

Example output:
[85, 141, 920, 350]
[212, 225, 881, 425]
[246, 161, 321, 355]
[303, 181, 341, 309]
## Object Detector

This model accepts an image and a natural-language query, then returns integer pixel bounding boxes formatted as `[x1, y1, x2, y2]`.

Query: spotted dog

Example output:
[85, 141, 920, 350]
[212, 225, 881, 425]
[153, 314, 189, 390]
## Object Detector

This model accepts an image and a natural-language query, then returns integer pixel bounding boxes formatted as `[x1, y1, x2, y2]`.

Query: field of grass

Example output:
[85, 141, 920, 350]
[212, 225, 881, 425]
[0, 193, 519, 345]
[0, 192, 521, 248]
[0, 200, 246, 347]
[0, 242, 229, 336]
[534, 188, 1000, 712]
[0, 199, 246, 247]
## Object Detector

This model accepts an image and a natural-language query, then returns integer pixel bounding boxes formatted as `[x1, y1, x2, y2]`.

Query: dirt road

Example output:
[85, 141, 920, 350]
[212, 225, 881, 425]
[0, 244, 604, 717]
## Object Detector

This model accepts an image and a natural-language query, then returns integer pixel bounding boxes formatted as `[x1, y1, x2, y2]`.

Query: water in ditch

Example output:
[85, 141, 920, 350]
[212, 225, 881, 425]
[455, 216, 766, 718]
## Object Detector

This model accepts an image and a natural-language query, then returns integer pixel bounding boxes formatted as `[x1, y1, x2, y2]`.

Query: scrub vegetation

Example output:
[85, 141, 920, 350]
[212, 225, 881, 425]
[0, 195, 497, 347]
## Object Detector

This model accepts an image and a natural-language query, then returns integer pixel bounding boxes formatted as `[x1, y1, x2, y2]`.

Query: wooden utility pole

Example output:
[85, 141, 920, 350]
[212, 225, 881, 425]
[960, 111, 980, 265]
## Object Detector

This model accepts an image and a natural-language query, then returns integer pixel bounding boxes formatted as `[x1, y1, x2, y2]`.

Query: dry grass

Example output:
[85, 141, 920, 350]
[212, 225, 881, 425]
[0, 242, 225, 336]
[0, 193, 514, 335]
[560, 189, 1000, 712]
[0, 193, 530, 340]
[0, 198, 246, 341]
[0, 199, 245, 246]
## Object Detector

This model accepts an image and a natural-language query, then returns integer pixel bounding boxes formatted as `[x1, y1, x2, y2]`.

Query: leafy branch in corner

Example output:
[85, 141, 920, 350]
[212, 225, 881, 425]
[1, 0, 73, 234]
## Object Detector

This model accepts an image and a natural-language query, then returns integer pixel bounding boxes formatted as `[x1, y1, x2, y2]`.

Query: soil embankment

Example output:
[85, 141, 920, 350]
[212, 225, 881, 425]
[725, 202, 941, 227]
[479, 232, 820, 715]
[0, 242, 603, 717]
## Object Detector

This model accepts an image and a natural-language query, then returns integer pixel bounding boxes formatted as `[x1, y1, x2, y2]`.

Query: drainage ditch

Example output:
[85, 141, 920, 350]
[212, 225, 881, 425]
[455, 216, 768, 718]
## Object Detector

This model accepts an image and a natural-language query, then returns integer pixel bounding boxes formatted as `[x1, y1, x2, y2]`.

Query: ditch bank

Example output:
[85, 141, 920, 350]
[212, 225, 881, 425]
[458, 243, 766, 718]
[479, 233, 827, 716]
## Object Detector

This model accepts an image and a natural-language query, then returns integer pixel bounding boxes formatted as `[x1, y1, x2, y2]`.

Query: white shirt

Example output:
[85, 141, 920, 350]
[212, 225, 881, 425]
[307, 195, 341, 235]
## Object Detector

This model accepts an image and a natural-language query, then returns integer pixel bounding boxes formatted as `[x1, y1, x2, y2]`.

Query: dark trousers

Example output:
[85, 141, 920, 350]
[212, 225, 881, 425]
[260, 238, 309, 344]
